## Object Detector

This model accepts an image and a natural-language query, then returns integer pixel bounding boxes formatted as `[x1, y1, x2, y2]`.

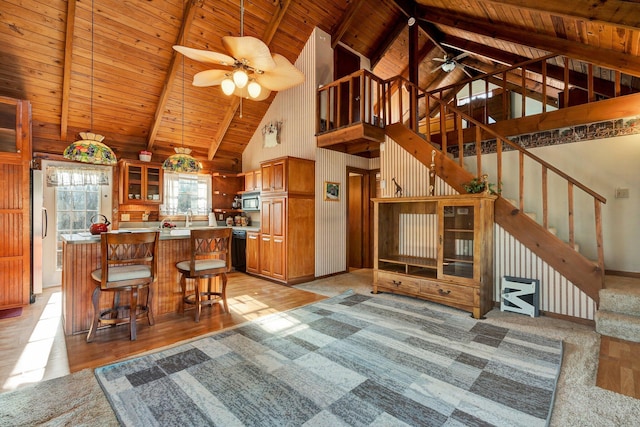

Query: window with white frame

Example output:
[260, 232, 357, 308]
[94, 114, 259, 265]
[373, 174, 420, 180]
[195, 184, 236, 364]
[162, 172, 212, 215]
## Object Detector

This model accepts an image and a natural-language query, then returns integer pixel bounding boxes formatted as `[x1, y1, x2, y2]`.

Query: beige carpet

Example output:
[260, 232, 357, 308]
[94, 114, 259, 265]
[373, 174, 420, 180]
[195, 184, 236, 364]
[1, 269, 639, 426]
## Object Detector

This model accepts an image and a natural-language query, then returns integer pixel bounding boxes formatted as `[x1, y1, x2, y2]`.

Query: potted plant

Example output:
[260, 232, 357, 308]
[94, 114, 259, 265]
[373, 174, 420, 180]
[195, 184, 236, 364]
[463, 174, 500, 195]
[139, 150, 152, 162]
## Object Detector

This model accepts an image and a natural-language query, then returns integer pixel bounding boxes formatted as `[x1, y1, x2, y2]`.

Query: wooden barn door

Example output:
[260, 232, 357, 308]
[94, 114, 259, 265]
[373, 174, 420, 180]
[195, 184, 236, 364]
[0, 97, 32, 310]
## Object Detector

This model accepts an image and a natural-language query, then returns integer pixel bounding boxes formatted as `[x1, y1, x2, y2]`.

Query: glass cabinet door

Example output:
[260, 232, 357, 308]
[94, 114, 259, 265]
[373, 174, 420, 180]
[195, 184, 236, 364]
[146, 166, 161, 202]
[126, 165, 142, 201]
[441, 204, 475, 279]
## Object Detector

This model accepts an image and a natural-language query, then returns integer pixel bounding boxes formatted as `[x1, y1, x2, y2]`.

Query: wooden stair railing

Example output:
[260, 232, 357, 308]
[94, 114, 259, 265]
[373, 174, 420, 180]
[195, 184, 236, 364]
[382, 75, 606, 303]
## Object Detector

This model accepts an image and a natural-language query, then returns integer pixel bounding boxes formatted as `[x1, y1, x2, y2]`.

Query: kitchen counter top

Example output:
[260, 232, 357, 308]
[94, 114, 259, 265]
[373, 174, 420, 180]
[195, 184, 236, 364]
[61, 225, 260, 244]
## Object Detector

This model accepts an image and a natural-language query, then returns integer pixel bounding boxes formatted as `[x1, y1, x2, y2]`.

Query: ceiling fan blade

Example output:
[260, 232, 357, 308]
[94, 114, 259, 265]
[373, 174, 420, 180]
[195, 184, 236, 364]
[432, 57, 446, 62]
[173, 45, 235, 66]
[453, 52, 470, 62]
[256, 54, 304, 91]
[222, 36, 276, 71]
[232, 85, 272, 101]
[192, 69, 228, 87]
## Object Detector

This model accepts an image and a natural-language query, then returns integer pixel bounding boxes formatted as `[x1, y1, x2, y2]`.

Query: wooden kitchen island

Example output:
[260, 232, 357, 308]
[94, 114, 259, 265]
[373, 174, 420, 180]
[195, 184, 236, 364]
[61, 228, 257, 335]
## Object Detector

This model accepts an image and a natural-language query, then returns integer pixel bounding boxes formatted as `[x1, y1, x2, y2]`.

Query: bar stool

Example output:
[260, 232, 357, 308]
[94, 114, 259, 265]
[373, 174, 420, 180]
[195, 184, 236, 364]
[86, 231, 159, 342]
[177, 228, 232, 322]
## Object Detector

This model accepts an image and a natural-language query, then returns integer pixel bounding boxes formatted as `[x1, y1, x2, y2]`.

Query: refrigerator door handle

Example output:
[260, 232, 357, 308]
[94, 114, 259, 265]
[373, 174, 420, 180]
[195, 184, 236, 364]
[42, 207, 48, 239]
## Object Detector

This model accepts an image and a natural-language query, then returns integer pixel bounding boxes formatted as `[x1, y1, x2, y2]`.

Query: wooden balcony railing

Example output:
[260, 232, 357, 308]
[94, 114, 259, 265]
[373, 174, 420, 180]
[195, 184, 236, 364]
[428, 53, 639, 129]
[316, 69, 386, 134]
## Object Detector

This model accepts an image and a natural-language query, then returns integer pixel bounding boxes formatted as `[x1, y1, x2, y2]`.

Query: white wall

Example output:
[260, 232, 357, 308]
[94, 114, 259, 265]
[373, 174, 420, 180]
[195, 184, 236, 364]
[243, 27, 379, 277]
[465, 134, 639, 272]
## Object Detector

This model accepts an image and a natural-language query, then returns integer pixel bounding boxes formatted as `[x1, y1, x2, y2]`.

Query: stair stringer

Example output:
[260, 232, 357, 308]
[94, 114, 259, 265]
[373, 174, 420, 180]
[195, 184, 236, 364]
[385, 122, 603, 305]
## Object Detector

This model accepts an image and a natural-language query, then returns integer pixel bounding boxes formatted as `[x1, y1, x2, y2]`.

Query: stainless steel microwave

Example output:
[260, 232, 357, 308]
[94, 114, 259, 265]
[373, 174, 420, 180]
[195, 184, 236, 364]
[241, 193, 260, 211]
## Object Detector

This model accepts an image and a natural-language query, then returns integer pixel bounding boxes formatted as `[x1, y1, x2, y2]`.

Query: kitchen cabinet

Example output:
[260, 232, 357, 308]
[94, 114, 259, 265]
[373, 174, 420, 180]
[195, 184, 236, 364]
[246, 231, 260, 274]
[119, 160, 163, 204]
[243, 169, 262, 192]
[0, 97, 32, 310]
[260, 156, 314, 195]
[253, 157, 315, 284]
[372, 194, 496, 319]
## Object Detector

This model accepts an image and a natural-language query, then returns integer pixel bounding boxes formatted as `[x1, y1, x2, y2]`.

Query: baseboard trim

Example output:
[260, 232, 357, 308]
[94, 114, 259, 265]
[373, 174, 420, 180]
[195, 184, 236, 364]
[606, 270, 640, 278]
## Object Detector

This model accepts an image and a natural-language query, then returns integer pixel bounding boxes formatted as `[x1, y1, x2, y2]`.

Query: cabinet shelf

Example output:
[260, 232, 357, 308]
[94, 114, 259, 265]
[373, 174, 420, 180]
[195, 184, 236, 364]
[379, 255, 437, 269]
[443, 256, 474, 264]
[445, 228, 474, 233]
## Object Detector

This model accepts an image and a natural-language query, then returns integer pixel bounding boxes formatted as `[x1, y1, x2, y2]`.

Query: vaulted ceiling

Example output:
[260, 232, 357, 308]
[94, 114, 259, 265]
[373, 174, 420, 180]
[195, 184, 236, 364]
[1, 0, 638, 172]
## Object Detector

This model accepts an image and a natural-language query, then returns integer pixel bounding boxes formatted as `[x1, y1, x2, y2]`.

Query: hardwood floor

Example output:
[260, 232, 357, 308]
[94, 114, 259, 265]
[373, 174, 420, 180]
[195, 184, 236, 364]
[2, 269, 640, 401]
[597, 336, 640, 399]
[0, 272, 324, 392]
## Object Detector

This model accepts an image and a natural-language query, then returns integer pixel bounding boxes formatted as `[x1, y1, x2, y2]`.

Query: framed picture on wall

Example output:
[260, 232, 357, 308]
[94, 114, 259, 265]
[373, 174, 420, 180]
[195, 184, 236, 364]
[324, 181, 340, 201]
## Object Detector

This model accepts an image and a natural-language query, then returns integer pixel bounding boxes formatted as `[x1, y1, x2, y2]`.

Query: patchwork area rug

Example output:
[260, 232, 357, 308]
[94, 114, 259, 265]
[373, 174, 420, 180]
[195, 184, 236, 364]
[95, 291, 563, 426]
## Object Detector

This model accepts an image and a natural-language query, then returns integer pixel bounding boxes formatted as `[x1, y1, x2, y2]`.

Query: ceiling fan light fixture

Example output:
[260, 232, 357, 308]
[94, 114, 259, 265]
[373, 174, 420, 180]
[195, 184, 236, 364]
[221, 77, 235, 95]
[233, 68, 249, 88]
[247, 80, 261, 98]
[442, 61, 456, 72]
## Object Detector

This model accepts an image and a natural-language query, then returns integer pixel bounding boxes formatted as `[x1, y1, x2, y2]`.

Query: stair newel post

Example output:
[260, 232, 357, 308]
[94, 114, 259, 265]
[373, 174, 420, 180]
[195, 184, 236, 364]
[542, 167, 548, 230]
[475, 126, 482, 178]
[520, 66, 526, 117]
[440, 103, 447, 153]
[594, 199, 605, 285]
[568, 182, 575, 248]
[496, 138, 503, 195]
[456, 112, 464, 167]
[519, 151, 525, 211]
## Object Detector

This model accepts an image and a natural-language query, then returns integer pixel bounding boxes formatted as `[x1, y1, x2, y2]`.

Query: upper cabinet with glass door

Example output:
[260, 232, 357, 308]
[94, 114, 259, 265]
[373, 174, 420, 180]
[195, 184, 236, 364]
[119, 159, 163, 204]
[0, 97, 29, 161]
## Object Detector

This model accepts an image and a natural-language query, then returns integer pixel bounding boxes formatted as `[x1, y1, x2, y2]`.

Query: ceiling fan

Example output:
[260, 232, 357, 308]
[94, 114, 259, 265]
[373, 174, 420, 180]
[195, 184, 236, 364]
[173, 0, 304, 100]
[432, 52, 472, 77]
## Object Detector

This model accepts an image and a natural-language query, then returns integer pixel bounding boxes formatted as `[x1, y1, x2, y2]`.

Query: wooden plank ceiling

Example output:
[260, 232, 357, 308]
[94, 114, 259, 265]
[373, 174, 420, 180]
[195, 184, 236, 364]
[0, 0, 638, 171]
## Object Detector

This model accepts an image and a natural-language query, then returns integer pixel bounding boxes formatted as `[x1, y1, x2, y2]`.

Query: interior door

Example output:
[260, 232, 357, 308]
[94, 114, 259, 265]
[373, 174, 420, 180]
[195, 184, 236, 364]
[334, 45, 361, 126]
[346, 167, 377, 270]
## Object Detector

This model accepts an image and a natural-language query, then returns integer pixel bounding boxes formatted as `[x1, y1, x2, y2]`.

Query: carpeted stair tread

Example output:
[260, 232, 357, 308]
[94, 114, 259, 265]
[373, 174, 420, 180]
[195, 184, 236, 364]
[599, 287, 640, 315]
[595, 310, 640, 343]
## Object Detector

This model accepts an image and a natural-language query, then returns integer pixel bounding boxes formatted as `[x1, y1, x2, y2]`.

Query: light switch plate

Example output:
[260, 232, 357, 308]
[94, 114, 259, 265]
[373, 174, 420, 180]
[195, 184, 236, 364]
[615, 188, 629, 199]
[121, 213, 130, 221]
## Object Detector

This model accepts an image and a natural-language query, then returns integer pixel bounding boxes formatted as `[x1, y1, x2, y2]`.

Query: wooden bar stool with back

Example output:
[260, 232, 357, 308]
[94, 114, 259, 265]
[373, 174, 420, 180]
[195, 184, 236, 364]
[177, 227, 232, 322]
[86, 231, 159, 342]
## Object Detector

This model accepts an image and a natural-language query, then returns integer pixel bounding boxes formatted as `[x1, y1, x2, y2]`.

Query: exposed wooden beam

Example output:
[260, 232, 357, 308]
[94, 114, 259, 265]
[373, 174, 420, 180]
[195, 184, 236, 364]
[60, 0, 77, 141]
[331, 0, 366, 49]
[480, 0, 640, 33]
[441, 35, 527, 66]
[370, 17, 407, 69]
[418, 6, 640, 77]
[443, 35, 635, 99]
[208, 0, 292, 160]
[146, 0, 201, 151]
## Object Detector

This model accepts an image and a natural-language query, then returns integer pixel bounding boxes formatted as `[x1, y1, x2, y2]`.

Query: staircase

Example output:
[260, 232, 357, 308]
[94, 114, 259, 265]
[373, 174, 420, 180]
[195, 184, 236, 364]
[595, 276, 640, 342]
[315, 54, 640, 321]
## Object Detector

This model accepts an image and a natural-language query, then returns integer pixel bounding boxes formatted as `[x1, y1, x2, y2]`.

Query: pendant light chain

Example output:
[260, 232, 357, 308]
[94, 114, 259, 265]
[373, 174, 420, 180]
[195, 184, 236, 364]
[239, 0, 244, 118]
[91, 0, 94, 130]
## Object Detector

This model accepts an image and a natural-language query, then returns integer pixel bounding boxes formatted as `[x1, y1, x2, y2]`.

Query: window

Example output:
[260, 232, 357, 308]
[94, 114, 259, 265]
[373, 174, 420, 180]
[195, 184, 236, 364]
[163, 172, 212, 215]
[55, 185, 101, 268]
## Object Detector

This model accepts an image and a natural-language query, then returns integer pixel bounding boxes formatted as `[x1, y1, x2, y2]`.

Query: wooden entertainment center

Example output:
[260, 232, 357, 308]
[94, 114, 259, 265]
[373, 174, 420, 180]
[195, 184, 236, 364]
[372, 194, 496, 319]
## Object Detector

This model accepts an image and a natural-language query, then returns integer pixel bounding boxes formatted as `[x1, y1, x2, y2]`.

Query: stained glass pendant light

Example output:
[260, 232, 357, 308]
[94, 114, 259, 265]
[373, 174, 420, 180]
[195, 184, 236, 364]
[63, 132, 116, 165]
[163, 34, 202, 174]
[63, 0, 117, 166]
[163, 147, 201, 173]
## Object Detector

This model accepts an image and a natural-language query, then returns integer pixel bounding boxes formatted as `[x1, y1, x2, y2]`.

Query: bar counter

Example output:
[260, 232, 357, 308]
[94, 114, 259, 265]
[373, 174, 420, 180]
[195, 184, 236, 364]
[61, 227, 258, 335]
